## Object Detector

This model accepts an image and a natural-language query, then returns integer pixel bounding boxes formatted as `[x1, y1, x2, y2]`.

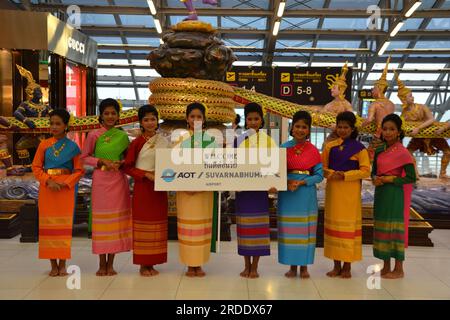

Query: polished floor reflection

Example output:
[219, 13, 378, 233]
[0, 227, 450, 300]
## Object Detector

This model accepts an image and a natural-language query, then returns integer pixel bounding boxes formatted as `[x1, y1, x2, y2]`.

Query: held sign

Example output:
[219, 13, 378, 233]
[155, 148, 287, 191]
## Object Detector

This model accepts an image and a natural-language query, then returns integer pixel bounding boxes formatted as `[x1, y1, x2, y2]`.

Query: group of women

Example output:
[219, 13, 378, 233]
[32, 98, 415, 280]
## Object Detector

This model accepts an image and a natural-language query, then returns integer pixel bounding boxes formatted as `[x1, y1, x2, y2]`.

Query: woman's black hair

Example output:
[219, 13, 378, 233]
[336, 111, 359, 139]
[49, 109, 70, 125]
[290, 110, 312, 138]
[98, 98, 120, 124]
[234, 114, 241, 126]
[186, 102, 207, 129]
[138, 104, 159, 130]
[381, 113, 405, 141]
[244, 102, 265, 129]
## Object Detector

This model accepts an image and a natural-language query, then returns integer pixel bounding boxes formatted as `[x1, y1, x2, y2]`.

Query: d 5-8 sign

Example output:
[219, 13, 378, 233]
[274, 67, 352, 105]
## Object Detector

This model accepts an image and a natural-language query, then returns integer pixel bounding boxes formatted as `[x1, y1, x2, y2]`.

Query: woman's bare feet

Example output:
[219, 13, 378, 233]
[285, 266, 297, 278]
[140, 266, 152, 276]
[326, 268, 341, 277]
[49, 268, 59, 277]
[340, 263, 351, 279]
[106, 266, 118, 276]
[186, 266, 196, 277]
[248, 269, 259, 279]
[382, 271, 404, 279]
[195, 267, 205, 277]
[58, 260, 68, 277]
[106, 254, 117, 276]
[148, 266, 159, 276]
[248, 256, 260, 279]
[49, 259, 58, 277]
[300, 266, 310, 279]
[326, 260, 341, 277]
[381, 261, 390, 276]
[96, 266, 107, 276]
[240, 267, 250, 278]
[58, 267, 68, 276]
[96, 254, 108, 276]
[340, 269, 351, 278]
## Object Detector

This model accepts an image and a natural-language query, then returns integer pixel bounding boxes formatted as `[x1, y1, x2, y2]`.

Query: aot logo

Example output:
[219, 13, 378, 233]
[68, 37, 85, 54]
[161, 169, 176, 182]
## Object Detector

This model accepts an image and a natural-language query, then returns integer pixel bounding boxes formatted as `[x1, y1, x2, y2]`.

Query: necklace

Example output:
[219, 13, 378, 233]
[143, 133, 157, 148]
[293, 142, 306, 155]
[102, 130, 117, 143]
[384, 143, 398, 154]
[52, 142, 66, 157]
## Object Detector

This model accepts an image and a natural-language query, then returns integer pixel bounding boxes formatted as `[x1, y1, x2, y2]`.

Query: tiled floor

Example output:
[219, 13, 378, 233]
[0, 227, 450, 300]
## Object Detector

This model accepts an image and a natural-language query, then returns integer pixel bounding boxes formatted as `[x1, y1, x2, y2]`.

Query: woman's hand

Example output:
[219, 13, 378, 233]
[380, 176, 395, 184]
[288, 180, 305, 192]
[99, 159, 122, 171]
[329, 171, 345, 180]
[145, 172, 155, 181]
[46, 179, 61, 192]
[372, 176, 384, 186]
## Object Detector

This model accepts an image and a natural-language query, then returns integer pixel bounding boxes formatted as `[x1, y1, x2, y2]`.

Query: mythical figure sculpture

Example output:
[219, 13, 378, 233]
[13, 64, 52, 170]
[362, 56, 396, 156]
[181, 0, 218, 21]
[396, 72, 450, 180]
[322, 62, 353, 144]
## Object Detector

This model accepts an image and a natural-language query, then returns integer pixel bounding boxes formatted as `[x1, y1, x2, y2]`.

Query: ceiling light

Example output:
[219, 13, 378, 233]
[405, 1, 422, 18]
[378, 41, 390, 56]
[390, 21, 404, 37]
[277, 1, 286, 18]
[154, 19, 162, 34]
[272, 20, 281, 36]
[147, 0, 157, 15]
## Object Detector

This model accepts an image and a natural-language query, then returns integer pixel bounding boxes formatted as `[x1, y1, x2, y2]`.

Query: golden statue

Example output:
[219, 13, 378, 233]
[362, 56, 396, 157]
[13, 64, 52, 169]
[396, 72, 450, 179]
[322, 62, 353, 144]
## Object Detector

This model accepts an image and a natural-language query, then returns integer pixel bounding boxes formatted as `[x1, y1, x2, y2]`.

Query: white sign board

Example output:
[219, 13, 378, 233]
[155, 148, 287, 191]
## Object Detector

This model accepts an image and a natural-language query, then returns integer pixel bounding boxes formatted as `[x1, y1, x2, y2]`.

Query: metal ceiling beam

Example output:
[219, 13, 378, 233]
[308, 0, 331, 67]
[426, 63, 450, 106]
[352, 0, 390, 108]
[97, 52, 450, 63]
[106, 0, 140, 100]
[29, 4, 450, 18]
[386, 0, 446, 99]
[262, 0, 281, 66]
[81, 25, 450, 38]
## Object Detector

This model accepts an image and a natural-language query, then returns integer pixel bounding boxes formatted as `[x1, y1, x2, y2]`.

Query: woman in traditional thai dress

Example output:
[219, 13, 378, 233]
[277, 111, 323, 279]
[372, 113, 416, 279]
[234, 102, 273, 279]
[81, 98, 132, 276]
[322, 111, 370, 278]
[175, 102, 217, 277]
[124, 105, 169, 277]
[32, 109, 84, 276]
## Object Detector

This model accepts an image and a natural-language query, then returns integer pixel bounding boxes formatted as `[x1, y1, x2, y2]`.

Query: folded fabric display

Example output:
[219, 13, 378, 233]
[0, 179, 38, 200]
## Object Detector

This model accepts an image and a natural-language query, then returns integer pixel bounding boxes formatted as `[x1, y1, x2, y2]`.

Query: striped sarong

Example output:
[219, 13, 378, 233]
[176, 191, 214, 266]
[235, 191, 270, 256]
